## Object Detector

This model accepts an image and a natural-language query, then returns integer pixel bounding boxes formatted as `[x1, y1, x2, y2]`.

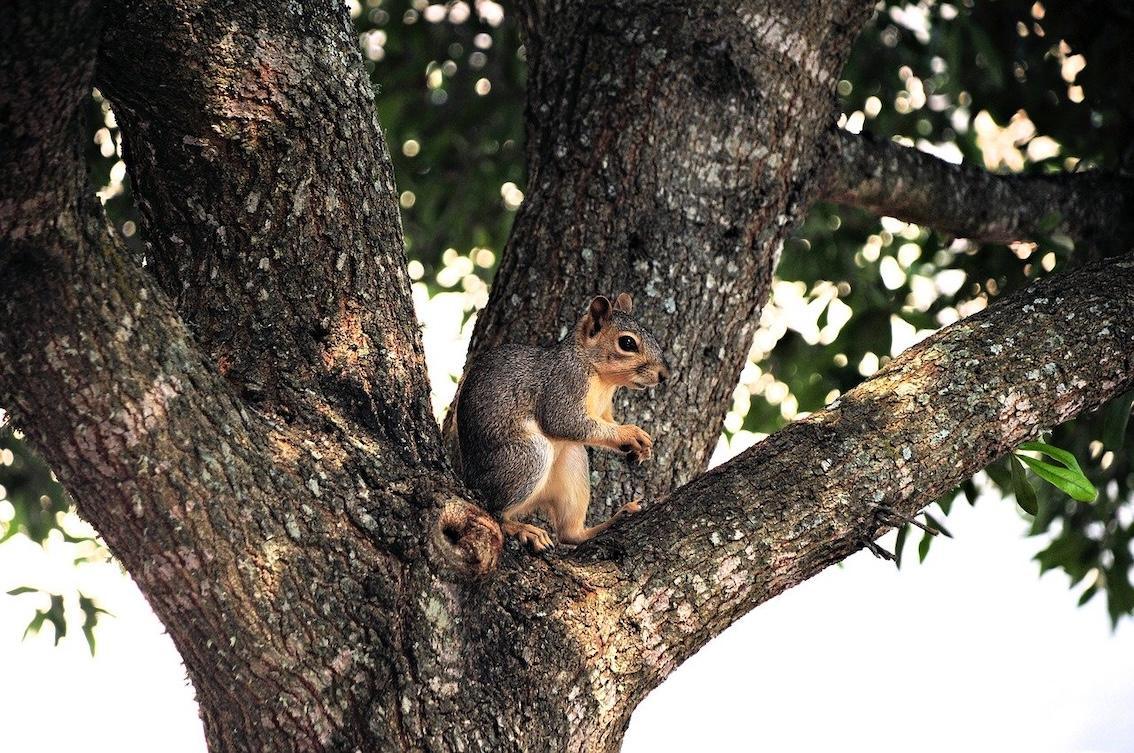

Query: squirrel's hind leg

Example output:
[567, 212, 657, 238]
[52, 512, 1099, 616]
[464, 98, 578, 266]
[554, 499, 641, 545]
[543, 444, 641, 545]
[501, 499, 554, 552]
[486, 436, 556, 551]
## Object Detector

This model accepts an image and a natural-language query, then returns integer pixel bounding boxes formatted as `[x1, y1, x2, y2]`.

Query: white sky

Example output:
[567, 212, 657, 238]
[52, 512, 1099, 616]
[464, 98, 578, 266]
[3, 292, 1132, 753]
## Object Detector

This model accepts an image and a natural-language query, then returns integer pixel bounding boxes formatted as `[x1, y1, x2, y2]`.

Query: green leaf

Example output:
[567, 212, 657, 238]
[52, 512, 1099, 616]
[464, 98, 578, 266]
[1009, 454, 1038, 515]
[6, 586, 38, 596]
[45, 594, 66, 645]
[984, 460, 1011, 492]
[1102, 390, 1134, 451]
[1018, 441, 1085, 475]
[894, 523, 910, 569]
[1016, 454, 1097, 503]
[918, 531, 933, 563]
[23, 611, 46, 640]
[937, 493, 954, 516]
[78, 593, 110, 656]
[1106, 566, 1134, 627]
[82, 624, 97, 656]
[961, 478, 979, 506]
[1035, 533, 1094, 575]
[924, 513, 953, 538]
[1078, 584, 1098, 607]
[1029, 493, 1059, 536]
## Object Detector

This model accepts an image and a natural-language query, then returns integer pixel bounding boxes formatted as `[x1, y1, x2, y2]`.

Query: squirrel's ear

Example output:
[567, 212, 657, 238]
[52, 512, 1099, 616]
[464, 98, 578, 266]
[614, 292, 633, 314]
[585, 296, 612, 337]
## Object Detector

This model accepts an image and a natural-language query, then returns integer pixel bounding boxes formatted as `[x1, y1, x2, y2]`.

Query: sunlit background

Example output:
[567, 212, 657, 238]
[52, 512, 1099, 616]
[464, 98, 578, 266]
[3, 1, 1134, 751]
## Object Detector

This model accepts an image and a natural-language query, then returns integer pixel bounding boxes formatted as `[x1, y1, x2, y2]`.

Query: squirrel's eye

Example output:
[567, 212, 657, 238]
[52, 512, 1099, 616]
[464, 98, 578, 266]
[618, 335, 638, 352]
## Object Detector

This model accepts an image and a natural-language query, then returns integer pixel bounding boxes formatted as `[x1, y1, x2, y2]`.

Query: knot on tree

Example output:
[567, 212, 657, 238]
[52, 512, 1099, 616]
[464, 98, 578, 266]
[431, 499, 503, 578]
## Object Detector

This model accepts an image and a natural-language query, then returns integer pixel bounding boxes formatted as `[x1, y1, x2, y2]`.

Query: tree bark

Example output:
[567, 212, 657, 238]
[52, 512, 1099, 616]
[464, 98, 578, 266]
[96, 0, 441, 458]
[819, 128, 1134, 254]
[4, 1, 1134, 753]
[1, 1, 492, 749]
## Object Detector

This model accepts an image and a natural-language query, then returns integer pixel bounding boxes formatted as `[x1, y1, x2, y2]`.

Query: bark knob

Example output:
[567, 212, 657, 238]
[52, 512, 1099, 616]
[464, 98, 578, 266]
[431, 500, 503, 578]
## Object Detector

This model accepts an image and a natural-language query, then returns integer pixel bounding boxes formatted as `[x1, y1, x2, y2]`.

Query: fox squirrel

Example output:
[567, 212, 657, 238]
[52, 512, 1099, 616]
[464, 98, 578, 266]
[450, 293, 670, 551]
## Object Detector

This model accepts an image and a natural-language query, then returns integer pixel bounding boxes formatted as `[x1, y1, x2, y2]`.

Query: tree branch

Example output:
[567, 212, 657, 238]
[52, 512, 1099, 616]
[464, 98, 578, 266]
[820, 128, 1134, 253]
[581, 258, 1134, 697]
[0, 2, 98, 253]
[95, 0, 440, 461]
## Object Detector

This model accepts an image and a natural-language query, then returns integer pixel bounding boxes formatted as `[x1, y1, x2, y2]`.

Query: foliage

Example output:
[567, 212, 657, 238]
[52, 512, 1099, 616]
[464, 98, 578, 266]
[0, 421, 111, 651]
[6, 587, 108, 654]
[0, 423, 69, 546]
[356, 0, 526, 288]
[794, 0, 1134, 625]
[3, 0, 1134, 642]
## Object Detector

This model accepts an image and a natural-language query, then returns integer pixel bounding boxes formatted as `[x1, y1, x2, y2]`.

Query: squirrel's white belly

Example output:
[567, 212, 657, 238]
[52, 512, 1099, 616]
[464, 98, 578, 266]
[521, 421, 590, 515]
[542, 439, 589, 503]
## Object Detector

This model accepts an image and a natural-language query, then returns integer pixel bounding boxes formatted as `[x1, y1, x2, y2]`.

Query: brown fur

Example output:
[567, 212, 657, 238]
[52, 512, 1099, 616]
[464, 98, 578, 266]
[450, 293, 669, 551]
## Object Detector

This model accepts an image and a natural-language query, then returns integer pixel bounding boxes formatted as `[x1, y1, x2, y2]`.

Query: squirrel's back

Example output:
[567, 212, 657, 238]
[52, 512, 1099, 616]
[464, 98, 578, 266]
[456, 343, 545, 443]
[449, 342, 588, 510]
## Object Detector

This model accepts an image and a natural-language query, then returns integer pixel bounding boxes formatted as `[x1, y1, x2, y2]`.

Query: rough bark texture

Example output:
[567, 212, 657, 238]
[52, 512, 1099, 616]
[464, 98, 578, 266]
[820, 128, 1134, 254]
[3, 1, 489, 749]
[4, 1, 1134, 752]
[96, 0, 441, 457]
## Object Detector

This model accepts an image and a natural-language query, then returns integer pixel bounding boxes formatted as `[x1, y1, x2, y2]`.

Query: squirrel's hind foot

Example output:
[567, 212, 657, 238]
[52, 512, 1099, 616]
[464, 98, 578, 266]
[618, 499, 642, 515]
[502, 520, 555, 552]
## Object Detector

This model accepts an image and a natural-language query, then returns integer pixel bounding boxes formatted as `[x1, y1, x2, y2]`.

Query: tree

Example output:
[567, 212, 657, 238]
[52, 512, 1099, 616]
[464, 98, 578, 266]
[2, 0, 1132, 751]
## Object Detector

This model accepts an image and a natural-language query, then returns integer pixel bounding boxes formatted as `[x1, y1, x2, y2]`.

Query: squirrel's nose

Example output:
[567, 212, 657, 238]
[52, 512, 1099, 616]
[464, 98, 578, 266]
[658, 365, 671, 384]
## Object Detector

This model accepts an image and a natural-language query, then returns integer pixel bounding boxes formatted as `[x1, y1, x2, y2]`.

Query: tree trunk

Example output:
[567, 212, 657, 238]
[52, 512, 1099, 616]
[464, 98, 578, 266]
[3, 2, 1132, 752]
[470, 0, 876, 518]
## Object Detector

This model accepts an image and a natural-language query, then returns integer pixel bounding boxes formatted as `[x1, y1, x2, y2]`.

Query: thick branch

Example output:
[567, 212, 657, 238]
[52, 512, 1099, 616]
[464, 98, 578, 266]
[583, 259, 1134, 698]
[820, 128, 1134, 253]
[0, 2, 97, 251]
[95, 0, 440, 461]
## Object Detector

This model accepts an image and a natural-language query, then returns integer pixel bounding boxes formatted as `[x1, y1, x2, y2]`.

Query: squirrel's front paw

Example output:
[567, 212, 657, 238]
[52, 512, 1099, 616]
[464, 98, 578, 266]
[616, 424, 653, 463]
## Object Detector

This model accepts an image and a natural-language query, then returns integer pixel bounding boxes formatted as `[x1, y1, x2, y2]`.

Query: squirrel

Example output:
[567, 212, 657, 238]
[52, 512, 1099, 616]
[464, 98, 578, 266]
[449, 292, 670, 551]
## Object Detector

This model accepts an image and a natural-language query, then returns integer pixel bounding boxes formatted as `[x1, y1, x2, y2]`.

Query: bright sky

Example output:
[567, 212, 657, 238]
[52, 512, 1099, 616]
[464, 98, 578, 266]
[2, 292, 1132, 753]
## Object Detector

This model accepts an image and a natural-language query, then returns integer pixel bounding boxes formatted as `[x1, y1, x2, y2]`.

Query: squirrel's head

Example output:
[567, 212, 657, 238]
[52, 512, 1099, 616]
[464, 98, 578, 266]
[575, 293, 671, 390]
